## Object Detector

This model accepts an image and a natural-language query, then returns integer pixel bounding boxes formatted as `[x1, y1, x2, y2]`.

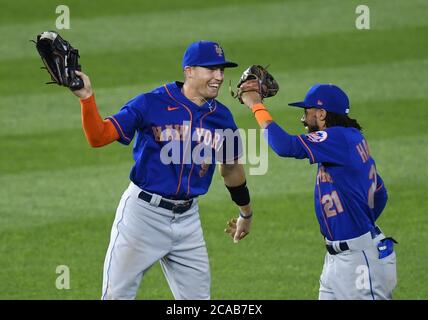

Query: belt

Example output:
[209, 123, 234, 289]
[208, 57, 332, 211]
[326, 241, 349, 255]
[138, 190, 193, 214]
[326, 226, 382, 255]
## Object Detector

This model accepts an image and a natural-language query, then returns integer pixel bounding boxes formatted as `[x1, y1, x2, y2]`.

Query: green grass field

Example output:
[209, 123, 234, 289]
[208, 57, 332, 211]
[1, 0, 427, 299]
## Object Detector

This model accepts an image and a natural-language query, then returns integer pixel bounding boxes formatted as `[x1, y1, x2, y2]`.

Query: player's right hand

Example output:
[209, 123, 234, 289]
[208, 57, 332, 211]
[73, 70, 93, 100]
[224, 217, 252, 243]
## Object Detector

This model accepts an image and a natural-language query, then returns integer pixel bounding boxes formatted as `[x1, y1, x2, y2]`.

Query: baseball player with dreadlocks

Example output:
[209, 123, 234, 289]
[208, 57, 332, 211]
[227, 79, 397, 300]
[71, 40, 253, 300]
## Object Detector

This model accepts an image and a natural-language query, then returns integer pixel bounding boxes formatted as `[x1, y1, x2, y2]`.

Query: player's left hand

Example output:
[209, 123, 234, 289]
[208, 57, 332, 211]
[224, 217, 252, 243]
[239, 80, 263, 108]
[73, 70, 93, 100]
[230, 65, 279, 106]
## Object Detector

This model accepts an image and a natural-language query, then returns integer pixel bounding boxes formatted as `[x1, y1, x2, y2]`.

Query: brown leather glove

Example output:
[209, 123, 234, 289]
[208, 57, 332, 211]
[230, 65, 279, 103]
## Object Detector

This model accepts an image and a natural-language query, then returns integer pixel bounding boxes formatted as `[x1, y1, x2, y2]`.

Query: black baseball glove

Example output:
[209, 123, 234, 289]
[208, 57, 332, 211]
[33, 31, 84, 90]
[230, 65, 279, 104]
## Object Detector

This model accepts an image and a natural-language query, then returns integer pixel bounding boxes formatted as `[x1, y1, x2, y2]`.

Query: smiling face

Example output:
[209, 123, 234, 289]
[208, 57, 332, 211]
[184, 66, 225, 100]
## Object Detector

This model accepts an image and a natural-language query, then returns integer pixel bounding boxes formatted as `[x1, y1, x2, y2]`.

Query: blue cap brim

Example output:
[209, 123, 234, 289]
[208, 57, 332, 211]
[288, 101, 310, 108]
[197, 61, 238, 68]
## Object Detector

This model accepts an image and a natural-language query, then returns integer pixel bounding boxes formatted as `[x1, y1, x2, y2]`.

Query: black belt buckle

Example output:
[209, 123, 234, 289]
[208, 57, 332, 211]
[172, 201, 192, 214]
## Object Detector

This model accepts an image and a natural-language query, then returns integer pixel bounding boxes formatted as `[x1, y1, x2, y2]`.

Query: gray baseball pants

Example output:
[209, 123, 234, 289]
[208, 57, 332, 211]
[319, 229, 397, 300]
[101, 182, 210, 300]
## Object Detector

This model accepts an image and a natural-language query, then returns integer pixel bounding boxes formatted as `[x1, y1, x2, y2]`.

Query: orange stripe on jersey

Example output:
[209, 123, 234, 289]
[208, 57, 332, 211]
[163, 84, 193, 196]
[108, 116, 131, 142]
[375, 182, 384, 192]
[186, 101, 218, 196]
[297, 135, 315, 163]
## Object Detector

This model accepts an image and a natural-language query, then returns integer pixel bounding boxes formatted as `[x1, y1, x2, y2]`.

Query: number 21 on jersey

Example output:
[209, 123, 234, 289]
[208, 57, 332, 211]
[321, 191, 344, 218]
[322, 164, 377, 218]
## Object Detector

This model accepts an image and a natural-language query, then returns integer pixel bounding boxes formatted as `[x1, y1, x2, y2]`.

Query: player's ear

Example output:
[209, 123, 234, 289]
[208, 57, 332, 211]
[318, 109, 327, 121]
[184, 66, 193, 80]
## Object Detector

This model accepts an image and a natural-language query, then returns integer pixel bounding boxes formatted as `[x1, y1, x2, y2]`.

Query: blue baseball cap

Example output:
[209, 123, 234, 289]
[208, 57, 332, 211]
[288, 84, 350, 115]
[182, 40, 238, 69]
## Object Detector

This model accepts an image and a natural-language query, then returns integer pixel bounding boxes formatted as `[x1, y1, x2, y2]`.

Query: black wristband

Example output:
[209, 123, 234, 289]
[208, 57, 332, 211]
[226, 181, 250, 206]
[239, 210, 253, 219]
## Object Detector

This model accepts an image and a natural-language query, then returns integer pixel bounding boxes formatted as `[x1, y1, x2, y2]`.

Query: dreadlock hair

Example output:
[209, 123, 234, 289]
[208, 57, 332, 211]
[325, 112, 362, 131]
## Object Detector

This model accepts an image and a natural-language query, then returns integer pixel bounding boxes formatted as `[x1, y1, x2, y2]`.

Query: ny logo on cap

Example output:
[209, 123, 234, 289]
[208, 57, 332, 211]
[317, 100, 323, 106]
[214, 44, 223, 57]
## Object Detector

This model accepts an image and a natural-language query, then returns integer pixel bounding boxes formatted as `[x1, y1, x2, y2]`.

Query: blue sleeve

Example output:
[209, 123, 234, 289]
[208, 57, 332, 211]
[373, 174, 388, 220]
[264, 122, 307, 159]
[106, 94, 146, 145]
[296, 127, 349, 165]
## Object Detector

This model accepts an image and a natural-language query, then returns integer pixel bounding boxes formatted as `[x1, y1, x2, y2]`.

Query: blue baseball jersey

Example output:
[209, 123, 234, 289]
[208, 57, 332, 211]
[266, 123, 388, 241]
[106, 82, 241, 200]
